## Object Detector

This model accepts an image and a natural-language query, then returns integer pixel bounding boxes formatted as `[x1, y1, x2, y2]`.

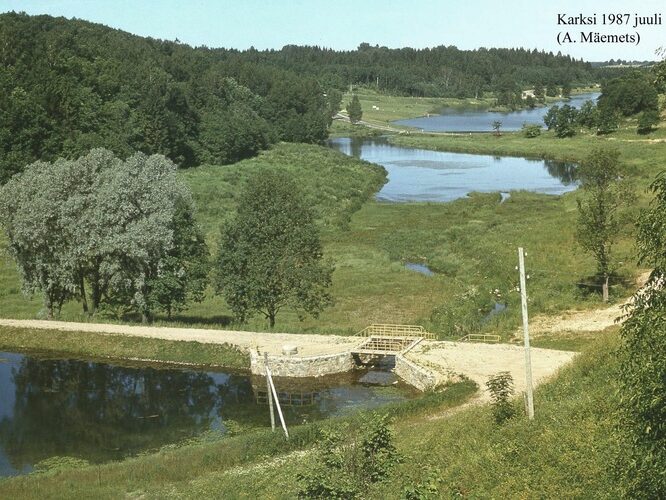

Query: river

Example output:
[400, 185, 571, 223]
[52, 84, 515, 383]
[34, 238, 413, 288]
[328, 137, 577, 202]
[394, 92, 600, 132]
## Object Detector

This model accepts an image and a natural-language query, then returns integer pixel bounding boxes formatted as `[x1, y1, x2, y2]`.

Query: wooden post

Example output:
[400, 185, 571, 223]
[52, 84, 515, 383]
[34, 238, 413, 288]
[518, 247, 535, 420]
[264, 352, 275, 432]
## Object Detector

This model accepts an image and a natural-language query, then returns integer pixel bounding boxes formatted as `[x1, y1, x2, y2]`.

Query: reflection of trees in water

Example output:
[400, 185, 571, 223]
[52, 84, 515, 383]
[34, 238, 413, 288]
[544, 160, 578, 185]
[349, 137, 364, 158]
[0, 358, 257, 471]
[0, 357, 360, 474]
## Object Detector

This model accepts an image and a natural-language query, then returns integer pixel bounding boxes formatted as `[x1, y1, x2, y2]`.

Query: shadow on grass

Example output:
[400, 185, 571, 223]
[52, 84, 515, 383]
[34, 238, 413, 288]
[575, 273, 632, 299]
[159, 314, 236, 328]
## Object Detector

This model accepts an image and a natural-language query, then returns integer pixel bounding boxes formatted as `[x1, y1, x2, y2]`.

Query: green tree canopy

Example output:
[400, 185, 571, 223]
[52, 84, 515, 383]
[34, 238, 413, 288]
[0, 149, 208, 321]
[598, 71, 659, 116]
[617, 170, 666, 498]
[574, 147, 632, 301]
[214, 170, 334, 327]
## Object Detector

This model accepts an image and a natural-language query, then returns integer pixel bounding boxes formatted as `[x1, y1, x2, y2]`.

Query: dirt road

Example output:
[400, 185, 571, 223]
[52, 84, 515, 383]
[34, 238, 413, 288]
[407, 341, 575, 401]
[0, 318, 359, 357]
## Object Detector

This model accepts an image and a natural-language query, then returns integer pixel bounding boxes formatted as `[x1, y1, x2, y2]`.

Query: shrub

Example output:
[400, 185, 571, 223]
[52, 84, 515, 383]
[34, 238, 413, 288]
[521, 123, 542, 138]
[297, 413, 400, 498]
[637, 109, 659, 134]
[486, 371, 516, 424]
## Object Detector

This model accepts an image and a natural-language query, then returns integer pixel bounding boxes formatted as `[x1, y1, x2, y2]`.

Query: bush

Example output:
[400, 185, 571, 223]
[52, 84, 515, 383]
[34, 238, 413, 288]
[486, 371, 516, 424]
[521, 123, 542, 138]
[637, 109, 659, 134]
[297, 413, 400, 498]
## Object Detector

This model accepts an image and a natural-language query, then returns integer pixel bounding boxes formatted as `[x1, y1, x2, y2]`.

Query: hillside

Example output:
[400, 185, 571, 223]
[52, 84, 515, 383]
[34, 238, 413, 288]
[0, 13, 602, 183]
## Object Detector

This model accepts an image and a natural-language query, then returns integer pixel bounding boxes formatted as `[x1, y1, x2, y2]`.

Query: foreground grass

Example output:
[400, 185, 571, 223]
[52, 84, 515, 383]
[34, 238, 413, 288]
[148, 334, 622, 498]
[0, 327, 248, 370]
[0, 380, 478, 498]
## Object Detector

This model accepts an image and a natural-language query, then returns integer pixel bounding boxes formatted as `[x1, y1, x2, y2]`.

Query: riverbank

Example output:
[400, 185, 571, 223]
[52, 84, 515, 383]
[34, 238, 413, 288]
[337, 87, 599, 127]
[0, 325, 248, 370]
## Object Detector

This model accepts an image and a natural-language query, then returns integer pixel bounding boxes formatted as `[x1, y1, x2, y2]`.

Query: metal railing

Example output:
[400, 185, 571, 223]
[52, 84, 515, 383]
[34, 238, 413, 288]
[458, 333, 501, 343]
[357, 323, 436, 339]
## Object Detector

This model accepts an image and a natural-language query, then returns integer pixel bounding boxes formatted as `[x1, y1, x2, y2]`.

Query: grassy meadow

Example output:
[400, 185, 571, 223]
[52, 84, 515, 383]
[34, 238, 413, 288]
[338, 88, 496, 125]
[0, 125, 663, 339]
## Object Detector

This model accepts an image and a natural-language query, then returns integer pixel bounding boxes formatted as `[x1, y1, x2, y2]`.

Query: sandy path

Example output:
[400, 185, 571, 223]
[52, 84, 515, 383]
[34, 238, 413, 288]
[527, 303, 625, 335]
[408, 341, 575, 401]
[525, 271, 651, 336]
[0, 318, 360, 357]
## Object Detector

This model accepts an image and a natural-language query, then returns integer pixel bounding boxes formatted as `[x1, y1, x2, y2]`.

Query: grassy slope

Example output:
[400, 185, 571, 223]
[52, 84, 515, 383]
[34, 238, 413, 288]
[0, 327, 248, 370]
[0, 381, 478, 498]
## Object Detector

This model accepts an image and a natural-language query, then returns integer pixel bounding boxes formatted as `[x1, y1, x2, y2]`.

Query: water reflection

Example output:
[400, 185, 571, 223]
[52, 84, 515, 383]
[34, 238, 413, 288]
[0, 352, 414, 477]
[544, 160, 578, 185]
[328, 137, 578, 202]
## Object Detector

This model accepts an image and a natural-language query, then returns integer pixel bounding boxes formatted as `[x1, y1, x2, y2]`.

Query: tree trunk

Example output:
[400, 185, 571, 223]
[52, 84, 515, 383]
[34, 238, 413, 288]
[602, 275, 609, 302]
[142, 311, 152, 324]
[90, 266, 102, 315]
[80, 274, 89, 315]
[268, 311, 276, 328]
[44, 293, 54, 320]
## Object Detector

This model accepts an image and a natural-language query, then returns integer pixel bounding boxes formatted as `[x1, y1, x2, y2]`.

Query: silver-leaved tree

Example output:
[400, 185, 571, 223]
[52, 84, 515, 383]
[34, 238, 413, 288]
[0, 148, 208, 321]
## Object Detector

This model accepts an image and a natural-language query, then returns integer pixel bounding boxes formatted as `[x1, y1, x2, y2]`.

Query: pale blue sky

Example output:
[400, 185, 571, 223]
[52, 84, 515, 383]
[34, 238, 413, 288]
[1, 0, 663, 60]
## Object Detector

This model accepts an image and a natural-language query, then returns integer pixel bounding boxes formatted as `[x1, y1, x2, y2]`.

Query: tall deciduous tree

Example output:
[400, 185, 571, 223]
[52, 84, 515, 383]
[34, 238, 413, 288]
[575, 148, 632, 301]
[0, 149, 208, 322]
[215, 170, 333, 327]
[617, 170, 666, 499]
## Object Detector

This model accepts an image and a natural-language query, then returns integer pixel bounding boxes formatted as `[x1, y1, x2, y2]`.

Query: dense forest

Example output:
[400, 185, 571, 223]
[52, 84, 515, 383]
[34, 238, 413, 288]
[232, 42, 595, 98]
[0, 12, 331, 181]
[1, 12, 598, 181]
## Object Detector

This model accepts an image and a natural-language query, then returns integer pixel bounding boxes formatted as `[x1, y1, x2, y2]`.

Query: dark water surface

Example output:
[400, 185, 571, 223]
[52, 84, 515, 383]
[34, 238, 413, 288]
[0, 351, 415, 477]
[395, 92, 600, 132]
[328, 137, 577, 202]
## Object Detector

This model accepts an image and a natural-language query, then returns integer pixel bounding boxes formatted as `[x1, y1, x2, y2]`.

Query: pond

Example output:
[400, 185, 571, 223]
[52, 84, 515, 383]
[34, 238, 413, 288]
[0, 351, 416, 477]
[394, 92, 600, 132]
[328, 137, 577, 202]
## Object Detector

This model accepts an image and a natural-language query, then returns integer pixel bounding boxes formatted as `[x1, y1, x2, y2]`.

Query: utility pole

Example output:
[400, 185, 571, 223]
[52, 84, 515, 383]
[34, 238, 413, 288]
[518, 247, 535, 420]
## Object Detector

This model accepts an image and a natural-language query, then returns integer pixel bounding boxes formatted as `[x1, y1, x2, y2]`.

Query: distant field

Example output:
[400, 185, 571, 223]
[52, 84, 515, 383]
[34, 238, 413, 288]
[337, 87, 600, 126]
[339, 88, 495, 124]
